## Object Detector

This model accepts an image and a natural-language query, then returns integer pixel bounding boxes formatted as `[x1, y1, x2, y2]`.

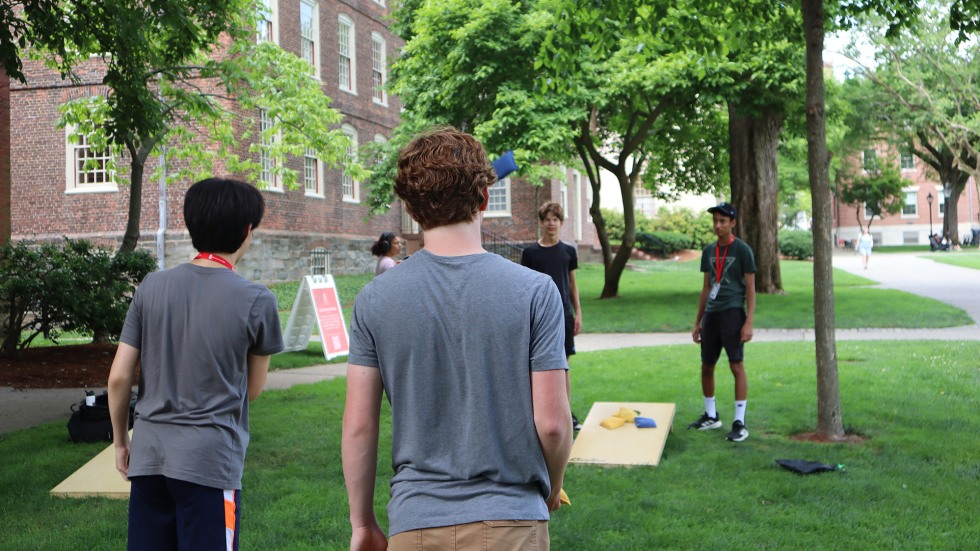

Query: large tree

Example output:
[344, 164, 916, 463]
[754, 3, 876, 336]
[377, 0, 743, 299]
[723, 2, 806, 295]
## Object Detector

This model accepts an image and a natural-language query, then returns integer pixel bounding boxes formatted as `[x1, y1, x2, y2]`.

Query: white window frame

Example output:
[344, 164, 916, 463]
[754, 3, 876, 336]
[936, 185, 946, 216]
[560, 178, 568, 216]
[304, 147, 323, 197]
[342, 124, 359, 203]
[900, 150, 915, 171]
[65, 124, 117, 193]
[259, 109, 283, 192]
[900, 187, 918, 218]
[371, 32, 387, 105]
[300, 0, 320, 79]
[573, 170, 583, 240]
[257, 0, 279, 44]
[862, 148, 878, 172]
[338, 15, 357, 94]
[372, 0, 386, 6]
[485, 177, 512, 218]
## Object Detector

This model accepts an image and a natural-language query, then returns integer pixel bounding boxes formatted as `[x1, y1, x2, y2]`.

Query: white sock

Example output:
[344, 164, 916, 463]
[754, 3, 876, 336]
[704, 396, 717, 418]
[734, 400, 747, 423]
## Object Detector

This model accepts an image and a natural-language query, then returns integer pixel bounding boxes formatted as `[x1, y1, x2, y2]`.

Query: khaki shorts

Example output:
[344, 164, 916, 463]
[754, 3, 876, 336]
[388, 520, 549, 551]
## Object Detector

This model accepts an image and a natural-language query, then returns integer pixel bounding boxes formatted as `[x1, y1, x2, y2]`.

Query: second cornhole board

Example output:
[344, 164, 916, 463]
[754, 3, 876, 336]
[569, 402, 675, 467]
[51, 434, 131, 499]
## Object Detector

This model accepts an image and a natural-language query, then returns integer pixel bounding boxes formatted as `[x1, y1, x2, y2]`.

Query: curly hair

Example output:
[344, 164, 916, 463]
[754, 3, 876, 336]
[538, 201, 565, 223]
[394, 126, 497, 231]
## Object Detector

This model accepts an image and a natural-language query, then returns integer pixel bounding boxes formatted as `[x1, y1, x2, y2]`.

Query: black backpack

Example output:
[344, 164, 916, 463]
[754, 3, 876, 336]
[67, 391, 136, 443]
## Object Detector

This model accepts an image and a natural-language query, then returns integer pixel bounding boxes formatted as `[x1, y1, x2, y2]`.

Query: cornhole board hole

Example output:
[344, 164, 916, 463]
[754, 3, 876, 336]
[569, 402, 675, 467]
[51, 438, 131, 499]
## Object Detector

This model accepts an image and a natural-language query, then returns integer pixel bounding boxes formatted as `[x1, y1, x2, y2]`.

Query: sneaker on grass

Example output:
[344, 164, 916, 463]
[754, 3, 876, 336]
[571, 413, 583, 432]
[726, 420, 749, 442]
[687, 412, 722, 430]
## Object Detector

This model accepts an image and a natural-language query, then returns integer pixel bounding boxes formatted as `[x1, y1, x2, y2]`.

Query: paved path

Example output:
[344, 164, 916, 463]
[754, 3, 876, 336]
[3, 251, 977, 435]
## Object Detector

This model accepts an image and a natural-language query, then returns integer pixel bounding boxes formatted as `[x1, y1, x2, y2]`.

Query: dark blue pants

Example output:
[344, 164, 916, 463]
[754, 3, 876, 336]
[128, 475, 241, 551]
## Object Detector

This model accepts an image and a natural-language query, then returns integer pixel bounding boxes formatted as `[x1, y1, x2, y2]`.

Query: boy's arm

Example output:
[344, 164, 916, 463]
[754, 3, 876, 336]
[107, 342, 140, 480]
[742, 273, 756, 343]
[342, 363, 387, 551]
[693, 272, 711, 343]
[531, 368, 573, 512]
[247, 353, 271, 401]
[569, 269, 582, 335]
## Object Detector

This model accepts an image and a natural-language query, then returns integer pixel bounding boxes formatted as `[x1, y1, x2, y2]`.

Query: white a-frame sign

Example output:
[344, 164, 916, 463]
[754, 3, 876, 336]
[281, 275, 350, 360]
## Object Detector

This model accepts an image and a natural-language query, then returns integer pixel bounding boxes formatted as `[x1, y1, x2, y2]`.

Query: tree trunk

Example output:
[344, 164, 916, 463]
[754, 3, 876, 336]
[801, 0, 844, 440]
[120, 155, 146, 253]
[728, 103, 784, 294]
[600, 169, 637, 299]
[587, 178, 613, 269]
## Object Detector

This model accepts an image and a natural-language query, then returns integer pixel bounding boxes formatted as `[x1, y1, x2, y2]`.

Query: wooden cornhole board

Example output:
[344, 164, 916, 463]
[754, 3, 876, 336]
[51, 435, 131, 499]
[569, 402, 675, 467]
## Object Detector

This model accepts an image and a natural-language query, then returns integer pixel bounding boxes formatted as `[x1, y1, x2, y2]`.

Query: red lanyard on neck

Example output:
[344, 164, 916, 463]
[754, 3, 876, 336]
[714, 236, 735, 283]
[195, 252, 234, 270]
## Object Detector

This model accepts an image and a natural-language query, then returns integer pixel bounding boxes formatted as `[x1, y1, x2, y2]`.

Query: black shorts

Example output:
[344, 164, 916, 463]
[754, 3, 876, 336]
[700, 307, 746, 365]
[564, 315, 576, 357]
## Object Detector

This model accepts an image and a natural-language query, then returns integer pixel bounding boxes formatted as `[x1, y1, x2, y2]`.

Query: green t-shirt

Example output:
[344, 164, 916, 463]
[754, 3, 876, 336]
[700, 238, 756, 313]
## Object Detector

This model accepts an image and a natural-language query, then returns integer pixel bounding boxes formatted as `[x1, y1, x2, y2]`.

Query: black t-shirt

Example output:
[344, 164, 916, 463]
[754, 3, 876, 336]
[521, 241, 578, 318]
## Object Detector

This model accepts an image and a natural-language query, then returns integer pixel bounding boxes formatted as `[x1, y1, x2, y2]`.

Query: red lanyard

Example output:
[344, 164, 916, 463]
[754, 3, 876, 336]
[194, 252, 234, 270]
[714, 237, 734, 283]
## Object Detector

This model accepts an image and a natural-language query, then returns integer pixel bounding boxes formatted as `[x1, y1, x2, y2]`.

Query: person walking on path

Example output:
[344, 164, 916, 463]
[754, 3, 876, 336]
[107, 178, 285, 550]
[689, 202, 756, 442]
[857, 227, 874, 269]
[343, 127, 572, 550]
[521, 201, 584, 431]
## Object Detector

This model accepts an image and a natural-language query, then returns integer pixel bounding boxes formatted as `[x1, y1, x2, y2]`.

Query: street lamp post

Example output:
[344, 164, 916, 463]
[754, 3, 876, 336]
[927, 192, 934, 238]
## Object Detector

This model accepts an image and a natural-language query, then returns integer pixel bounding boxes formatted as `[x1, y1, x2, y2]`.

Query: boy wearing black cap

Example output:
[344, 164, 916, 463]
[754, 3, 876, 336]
[689, 202, 756, 442]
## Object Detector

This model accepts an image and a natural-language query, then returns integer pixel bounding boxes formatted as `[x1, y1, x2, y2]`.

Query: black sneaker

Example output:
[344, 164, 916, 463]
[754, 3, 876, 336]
[687, 412, 722, 430]
[726, 420, 749, 442]
[571, 413, 583, 432]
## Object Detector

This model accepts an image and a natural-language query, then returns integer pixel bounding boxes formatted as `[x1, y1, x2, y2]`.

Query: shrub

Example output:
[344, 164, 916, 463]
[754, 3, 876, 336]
[780, 230, 814, 259]
[652, 207, 716, 249]
[0, 239, 156, 356]
[57, 240, 156, 342]
[636, 231, 692, 256]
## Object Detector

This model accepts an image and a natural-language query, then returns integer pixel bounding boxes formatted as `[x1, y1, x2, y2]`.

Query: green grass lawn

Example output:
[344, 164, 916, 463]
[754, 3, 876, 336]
[576, 259, 970, 332]
[922, 251, 980, 271]
[2, 341, 978, 549]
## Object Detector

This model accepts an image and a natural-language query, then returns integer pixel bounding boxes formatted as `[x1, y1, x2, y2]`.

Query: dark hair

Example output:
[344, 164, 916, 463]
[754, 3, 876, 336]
[184, 178, 265, 253]
[394, 126, 497, 230]
[371, 232, 395, 257]
[538, 201, 565, 222]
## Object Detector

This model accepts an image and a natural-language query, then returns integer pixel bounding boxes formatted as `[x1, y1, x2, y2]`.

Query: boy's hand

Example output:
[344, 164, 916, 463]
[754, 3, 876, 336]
[741, 323, 753, 343]
[573, 315, 582, 336]
[692, 325, 701, 343]
[115, 444, 130, 481]
[350, 523, 387, 551]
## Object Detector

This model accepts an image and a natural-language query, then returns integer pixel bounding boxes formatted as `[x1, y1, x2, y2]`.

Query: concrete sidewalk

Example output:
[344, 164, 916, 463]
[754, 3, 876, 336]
[3, 250, 977, 435]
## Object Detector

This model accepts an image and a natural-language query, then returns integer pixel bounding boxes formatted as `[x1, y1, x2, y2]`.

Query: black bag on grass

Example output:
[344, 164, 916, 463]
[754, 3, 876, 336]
[67, 391, 136, 443]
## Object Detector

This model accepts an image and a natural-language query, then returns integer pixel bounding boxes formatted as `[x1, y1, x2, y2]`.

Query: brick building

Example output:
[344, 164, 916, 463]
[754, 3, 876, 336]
[833, 146, 980, 247]
[2, 1, 595, 282]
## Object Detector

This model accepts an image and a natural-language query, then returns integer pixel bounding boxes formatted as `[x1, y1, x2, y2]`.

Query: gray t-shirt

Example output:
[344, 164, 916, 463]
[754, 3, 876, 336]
[119, 263, 284, 490]
[349, 249, 568, 536]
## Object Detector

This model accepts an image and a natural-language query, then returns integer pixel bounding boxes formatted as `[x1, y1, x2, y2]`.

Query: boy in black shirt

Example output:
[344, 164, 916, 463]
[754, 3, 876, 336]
[521, 202, 583, 431]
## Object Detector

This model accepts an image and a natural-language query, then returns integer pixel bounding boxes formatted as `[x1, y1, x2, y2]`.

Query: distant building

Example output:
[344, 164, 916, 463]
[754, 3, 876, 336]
[832, 146, 979, 247]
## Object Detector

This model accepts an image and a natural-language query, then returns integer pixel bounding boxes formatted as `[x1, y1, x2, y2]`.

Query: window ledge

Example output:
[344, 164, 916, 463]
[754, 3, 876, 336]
[66, 185, 118, 194]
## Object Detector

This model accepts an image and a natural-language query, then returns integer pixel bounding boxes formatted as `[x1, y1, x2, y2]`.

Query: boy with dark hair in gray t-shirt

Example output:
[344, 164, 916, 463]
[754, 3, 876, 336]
[343, 127, 572, 551]
[108, 177, 284, 551]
